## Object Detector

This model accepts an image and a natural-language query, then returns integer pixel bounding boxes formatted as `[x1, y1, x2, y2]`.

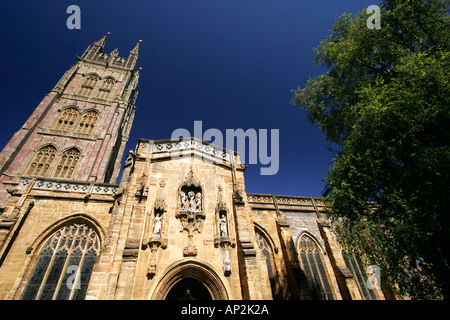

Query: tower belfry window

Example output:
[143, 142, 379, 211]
[78, 111, 98, 134]
[26, 145, 57, 177]
[78, 74, 99, 97]
[97, 77, 115, 100]
[53, 107, 79, 131]
[53, 148, 81, 179]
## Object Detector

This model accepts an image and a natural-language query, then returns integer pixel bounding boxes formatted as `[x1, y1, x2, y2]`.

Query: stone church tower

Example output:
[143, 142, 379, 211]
[0, 35, 139, 207]
[0, 37, 386, 300]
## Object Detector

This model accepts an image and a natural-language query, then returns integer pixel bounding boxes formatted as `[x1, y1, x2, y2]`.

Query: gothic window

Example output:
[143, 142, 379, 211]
[256, 230, 278, 299]
[298, 233, 334, 300]
[77, 110, 99, 134]
[96, 77, 115, 100]
[53, 107, 79, 131]
[22, 223, 100, 300]
[26, 145, 57, 177]
[342, 251, 378, 300]
[52, 148, 81, 179]
[78, 74, 99, 96]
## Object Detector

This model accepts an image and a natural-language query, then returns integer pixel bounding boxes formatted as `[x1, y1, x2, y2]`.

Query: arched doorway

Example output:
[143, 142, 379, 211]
[150, 260, 229, 300]
[165, 277, 212, 300]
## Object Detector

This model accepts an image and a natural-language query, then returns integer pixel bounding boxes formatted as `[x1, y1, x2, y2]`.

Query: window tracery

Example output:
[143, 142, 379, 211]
[22, 223, 100, 300]
[77, 110, 98, 134]
[342, 251, 378, 300]
[78, 74, 99, 96]
[298, 233, 334, 300]
[256, 230, 277, 299]
[26, 145, 57, 177]
[53, 148, 81, 179]
[96, 77, 115, 100]
[53, 107, 79, 131]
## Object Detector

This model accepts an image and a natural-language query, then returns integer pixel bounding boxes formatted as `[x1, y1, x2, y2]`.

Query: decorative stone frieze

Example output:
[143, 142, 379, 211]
[17, 177, 118, 196]
[153, 138, 233, 164]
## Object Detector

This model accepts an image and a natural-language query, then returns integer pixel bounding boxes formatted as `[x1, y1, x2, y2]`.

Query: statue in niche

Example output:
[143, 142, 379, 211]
[188, 191, 195, 211]
[180, 189, 202, 212]
[179, 191, 187, 211]
[220, 213, 228, 237]
[195, 192, 202, 211]
[152, 213, 162, 237]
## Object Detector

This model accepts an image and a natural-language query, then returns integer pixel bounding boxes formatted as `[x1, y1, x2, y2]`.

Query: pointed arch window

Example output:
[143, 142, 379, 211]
[53, 148, 81, 179]
[96, 77, 115, 100]
[298, 233, 334, 300]
[53, 107, 79, 131]
[342, 251, 378, 300]
[77, 110, 99, 134]
[26, 145, 57, 177]
[22, 223, 100, 300]
[256, 230, 278, 299]
[78, 74, 99, 96]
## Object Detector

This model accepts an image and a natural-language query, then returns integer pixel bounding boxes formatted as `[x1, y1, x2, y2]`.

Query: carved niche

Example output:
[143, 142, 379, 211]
[214, 186, 235, 276]
[176, 166, 205, 257]
[142, 181, 168, 277]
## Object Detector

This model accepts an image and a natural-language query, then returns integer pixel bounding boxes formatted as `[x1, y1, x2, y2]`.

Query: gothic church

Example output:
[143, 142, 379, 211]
[0, 36, 385, 300]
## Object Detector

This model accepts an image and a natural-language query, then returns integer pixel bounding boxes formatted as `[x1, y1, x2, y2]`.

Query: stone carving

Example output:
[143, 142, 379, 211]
[222, 249, 232, 277]
[153, 138, 232, 163]
[152, 213, 162, 237]
[195, 192, 202, 211]
[232, 189, 244, 205]
[246, 193, 317, 206]
[19, 177, 118, 195]
[144, 181, 168, 278]
[188, 191, 195, 211]
[176, 210, 205, 257]
[214, 186, 235, 276]
[179, 190, 202, 212]
[176, 166, 205, 257]
[179, 191, 187, 211]
[220, 213, 228, 237]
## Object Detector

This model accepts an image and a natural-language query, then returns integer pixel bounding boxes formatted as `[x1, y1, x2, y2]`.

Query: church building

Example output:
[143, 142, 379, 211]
[0, 36, 385, 300]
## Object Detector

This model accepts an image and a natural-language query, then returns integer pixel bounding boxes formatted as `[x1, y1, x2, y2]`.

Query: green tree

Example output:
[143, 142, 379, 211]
[292, 0, 449, 299]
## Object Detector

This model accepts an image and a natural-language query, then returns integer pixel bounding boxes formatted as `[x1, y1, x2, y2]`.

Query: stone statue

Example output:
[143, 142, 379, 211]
[152, 213, 162, 237]
[188, 191, 195, 211]
[195, 192, 202, 211]
[220, 213, 228, 237]
[180, 191, 187, 211]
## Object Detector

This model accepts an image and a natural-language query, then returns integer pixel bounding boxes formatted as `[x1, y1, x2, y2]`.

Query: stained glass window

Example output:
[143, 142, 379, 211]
[342, 251, 378, 300]
[298, 234, 334, 300]
[22, 223, 99, 300]
[256, 231, 277, 299]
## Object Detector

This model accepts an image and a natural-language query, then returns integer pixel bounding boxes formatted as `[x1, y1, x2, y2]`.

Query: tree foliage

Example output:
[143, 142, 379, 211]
[292, 0, 449, 299]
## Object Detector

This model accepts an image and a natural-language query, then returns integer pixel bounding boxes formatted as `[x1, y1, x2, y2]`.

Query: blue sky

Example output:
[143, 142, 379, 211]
[0, 0, 377, 197]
